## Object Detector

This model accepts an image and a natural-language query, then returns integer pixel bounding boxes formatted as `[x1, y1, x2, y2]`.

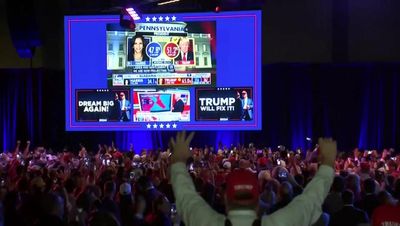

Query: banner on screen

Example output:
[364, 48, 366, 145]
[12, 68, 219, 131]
[76, 89, 131, 122]
[196, 88, 253, 121]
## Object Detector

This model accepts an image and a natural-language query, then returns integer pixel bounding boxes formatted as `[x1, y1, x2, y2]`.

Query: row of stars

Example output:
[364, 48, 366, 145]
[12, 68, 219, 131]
[145, 16, 177, 22]
[146, 123, 178, 129]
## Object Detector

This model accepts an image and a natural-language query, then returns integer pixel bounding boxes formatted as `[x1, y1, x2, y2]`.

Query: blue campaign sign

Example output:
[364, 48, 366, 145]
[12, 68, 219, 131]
[146, 42, 162, 58]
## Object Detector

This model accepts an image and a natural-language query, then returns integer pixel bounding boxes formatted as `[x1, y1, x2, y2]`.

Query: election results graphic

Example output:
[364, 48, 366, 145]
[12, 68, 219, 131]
[106, 21, 216, 88]
[65, 11, 262, 131]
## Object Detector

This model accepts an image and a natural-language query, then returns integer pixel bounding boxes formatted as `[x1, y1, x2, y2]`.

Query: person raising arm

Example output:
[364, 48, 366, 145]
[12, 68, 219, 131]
[170, 132, 336, 226]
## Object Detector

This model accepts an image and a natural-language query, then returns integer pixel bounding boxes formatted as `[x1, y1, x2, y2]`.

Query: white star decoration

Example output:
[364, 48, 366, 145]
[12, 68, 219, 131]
[145, 123, 183, 129]
[144, 15, 176, 23]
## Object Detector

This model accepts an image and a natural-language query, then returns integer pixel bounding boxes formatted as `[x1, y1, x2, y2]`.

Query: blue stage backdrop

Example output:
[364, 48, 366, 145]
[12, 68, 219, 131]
[0, 69, 43, 151]
[1, 63, 399, 152]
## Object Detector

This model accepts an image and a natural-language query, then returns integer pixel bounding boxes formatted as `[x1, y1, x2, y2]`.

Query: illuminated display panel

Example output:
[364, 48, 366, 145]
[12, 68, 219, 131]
[65, 11, 261, 130]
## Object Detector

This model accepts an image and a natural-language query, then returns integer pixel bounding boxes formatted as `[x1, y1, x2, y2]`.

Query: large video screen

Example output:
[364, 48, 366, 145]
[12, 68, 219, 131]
[65, 11, 261, 131]
[107, 21, 216, 87]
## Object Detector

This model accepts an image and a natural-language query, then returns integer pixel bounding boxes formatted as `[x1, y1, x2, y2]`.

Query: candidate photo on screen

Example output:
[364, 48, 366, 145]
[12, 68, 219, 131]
[240, 89, 253, 121]
[127, 34, 149, 63]
[231, 91, 243, 120]
[117, 91, 131, 122]
[175, 37, 194, 65]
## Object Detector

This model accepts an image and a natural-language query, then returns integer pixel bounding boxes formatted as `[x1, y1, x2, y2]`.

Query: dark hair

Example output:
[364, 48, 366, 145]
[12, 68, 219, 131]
[376, 161, 385, 169]
[331, 176, 345, 193]
[339, 170, 349, 178]
[342, 189, 354, 205]
[104, 181, 116, 195]
[135, 176, 153, 193]
[130, 34, 149, 61]
[375, 170, 385, 183]
[64, 178, 76, 193]
[131, 35, 145, 51]
[363, 178, 376, 194]
[76, 191, 92, 212]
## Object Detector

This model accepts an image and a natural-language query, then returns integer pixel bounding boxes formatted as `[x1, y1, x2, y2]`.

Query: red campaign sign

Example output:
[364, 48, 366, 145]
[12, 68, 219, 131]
[159, 78, 193, 85]
[164, 42, 180, 58]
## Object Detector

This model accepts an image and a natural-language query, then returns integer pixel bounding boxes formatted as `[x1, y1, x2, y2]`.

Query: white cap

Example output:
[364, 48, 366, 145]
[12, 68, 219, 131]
[223, 161, 231, 169]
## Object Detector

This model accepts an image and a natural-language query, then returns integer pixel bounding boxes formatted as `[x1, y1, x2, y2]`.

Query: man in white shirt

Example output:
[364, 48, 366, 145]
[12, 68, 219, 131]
[170, 132, 336, 226]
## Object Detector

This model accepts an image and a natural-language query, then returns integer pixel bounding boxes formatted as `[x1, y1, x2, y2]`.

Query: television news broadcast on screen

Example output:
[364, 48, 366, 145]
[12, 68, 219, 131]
[65, 10, 261, 131]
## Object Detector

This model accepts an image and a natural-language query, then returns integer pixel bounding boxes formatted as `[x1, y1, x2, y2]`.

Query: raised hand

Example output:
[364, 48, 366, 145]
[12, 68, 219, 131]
[170, 131, 195, 164]
[23, 140, 31, 157]
[318, 138, 337, 168]
[14, 140, 21, 154]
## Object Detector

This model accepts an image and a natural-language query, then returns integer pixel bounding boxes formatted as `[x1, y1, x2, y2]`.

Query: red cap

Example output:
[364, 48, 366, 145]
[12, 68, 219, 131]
[226, 169, 259, 205]
[113, 151, 123, 159]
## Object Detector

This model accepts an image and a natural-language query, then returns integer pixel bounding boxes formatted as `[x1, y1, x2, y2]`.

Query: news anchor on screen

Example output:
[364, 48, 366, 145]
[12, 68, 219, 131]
[172, 94, 185, 113]
[175, 37, 194, 64]
[241, 90, 253, 121]
[118, 92, 131, 121]
[128, 34, 149, 62]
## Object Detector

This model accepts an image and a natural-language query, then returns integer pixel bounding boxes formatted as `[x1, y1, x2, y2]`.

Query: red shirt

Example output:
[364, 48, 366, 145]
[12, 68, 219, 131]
[391, 170, 400, 179]
[372, 204, 400, 226]
[257, 157, 268, 167]
[228, 156, 237, 165]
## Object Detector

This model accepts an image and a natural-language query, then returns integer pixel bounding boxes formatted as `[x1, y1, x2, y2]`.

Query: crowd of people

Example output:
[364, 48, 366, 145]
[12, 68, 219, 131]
[0, 135, 398, 226]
